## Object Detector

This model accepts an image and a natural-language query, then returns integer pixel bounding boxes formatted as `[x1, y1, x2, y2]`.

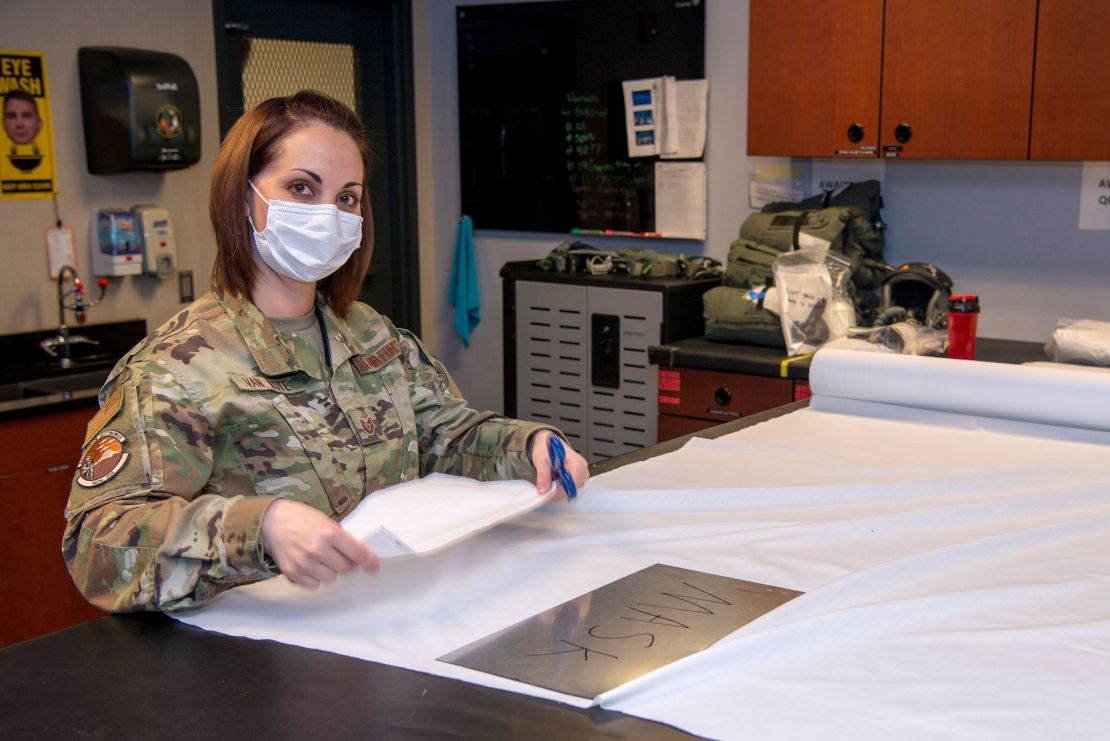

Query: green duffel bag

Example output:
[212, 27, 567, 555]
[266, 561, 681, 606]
[724, 238, 784, 289]
[738, 207, 888, 323]
[702, 285, 785, 348]
[740, 206, 882, 255]
[614, 247, 683, 277]
[740, 208, 885, 280]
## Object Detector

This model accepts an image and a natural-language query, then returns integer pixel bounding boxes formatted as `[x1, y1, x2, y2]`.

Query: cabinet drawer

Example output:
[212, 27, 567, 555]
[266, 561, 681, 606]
[658, 414, 720, 442]
[658, 367, 794, 422]
[0, 406, 95, 475]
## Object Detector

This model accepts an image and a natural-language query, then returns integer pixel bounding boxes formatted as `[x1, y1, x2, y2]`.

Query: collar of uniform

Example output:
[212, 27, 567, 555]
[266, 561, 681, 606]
[214, 287, 300, 376]
[313, 295, 365, 369]
[322, 299, 407, 370]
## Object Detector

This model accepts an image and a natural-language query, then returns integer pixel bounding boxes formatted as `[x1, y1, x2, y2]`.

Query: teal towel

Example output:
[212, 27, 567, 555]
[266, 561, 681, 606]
[448, 215, 480, 347]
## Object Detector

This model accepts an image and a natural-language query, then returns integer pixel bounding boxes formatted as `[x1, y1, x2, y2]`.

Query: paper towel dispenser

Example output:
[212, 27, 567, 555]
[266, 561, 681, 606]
[78, 47, 201, 175]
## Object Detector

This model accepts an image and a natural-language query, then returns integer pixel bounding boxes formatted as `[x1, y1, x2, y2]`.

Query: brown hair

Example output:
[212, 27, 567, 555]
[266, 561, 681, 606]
[3, 89, 41, 117]
[209, 90, 374, 317]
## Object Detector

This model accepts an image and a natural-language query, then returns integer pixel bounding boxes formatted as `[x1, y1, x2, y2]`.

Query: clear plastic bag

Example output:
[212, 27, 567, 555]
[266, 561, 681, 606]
[773, 249, 856, 356]
[848, 322, 948, 356]
[1046, 319, 1110, 366]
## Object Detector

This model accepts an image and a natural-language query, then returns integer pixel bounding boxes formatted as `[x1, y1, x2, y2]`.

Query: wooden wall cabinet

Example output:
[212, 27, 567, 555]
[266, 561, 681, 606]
[881, 0, 1036, 160]
[1030, 0, 1110, 161]
[0, 406, 104, 647]
[748, 0, 884, 158]
[750, 0, 1064, 160]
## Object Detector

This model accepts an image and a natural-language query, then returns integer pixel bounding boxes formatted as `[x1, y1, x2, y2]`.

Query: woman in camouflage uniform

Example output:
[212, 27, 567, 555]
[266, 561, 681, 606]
[63, 91, 588, 613]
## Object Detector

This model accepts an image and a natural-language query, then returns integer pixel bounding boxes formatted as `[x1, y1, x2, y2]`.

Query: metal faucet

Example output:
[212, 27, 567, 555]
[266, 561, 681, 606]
[39, 265, 108, 368]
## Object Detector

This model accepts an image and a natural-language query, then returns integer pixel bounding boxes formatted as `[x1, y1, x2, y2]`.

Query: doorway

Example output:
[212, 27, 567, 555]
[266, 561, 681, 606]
[212, 0, 419, 331]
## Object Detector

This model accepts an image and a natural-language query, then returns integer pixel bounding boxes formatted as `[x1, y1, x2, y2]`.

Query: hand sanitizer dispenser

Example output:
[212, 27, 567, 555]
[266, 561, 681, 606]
[91, 209, 143, 276]
[133, 206, 176, 279]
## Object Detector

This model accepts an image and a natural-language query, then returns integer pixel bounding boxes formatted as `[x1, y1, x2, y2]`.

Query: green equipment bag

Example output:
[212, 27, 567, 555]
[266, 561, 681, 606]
[536, 241, 722, 280]
[615, 247, 683, 277]
[724, 238, 779, 289]
[704, 238, 785, 347]
[704, 191, 891, 346]
[702, 285, 785, 348]
[737, 206, 888, 323]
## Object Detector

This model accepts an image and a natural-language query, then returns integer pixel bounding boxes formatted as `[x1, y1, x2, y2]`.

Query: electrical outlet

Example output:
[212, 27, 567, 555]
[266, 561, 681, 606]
[178, 270, 194, 303]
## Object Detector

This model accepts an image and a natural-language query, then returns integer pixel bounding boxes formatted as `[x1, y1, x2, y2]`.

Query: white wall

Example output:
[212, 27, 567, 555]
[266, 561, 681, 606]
[882, 160, 1110, 341]
[1, 0, 219, 337]
[417, 0, 1109, 415]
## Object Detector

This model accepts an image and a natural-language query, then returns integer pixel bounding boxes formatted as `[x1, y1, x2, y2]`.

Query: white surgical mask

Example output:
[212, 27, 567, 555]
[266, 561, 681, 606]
[249, 181, 363, 283]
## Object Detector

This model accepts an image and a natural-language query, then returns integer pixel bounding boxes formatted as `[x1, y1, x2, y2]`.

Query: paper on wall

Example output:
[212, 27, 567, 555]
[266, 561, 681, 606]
[748, 178, 805, 210]
[654, 161, 706, 239]
[623, 76, 706, 159]
[623, 77, 665, 157]
[660, 77, 707, 160]
[1078, 161, 1110, 231]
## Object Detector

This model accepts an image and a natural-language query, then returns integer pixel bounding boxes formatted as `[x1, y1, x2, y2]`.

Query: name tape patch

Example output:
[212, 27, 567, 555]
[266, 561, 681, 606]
[230, 375, 304, 393]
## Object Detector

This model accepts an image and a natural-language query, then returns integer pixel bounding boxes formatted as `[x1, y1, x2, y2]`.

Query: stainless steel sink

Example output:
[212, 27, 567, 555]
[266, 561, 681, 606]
[0, 384, 47, 402]
[22, 369, 109, 395]
[0, 368, 108, 412]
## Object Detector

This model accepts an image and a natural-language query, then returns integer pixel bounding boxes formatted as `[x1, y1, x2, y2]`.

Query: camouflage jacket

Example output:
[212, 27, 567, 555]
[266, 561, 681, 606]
[63, 289, 555, 613]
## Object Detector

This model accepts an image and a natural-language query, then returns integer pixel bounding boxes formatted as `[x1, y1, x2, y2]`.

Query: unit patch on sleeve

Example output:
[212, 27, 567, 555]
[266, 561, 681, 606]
[76, 430, 130, 487]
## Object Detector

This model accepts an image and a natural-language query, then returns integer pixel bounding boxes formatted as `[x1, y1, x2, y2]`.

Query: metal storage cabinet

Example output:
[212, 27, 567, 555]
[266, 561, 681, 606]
[501, 261, 719, 463]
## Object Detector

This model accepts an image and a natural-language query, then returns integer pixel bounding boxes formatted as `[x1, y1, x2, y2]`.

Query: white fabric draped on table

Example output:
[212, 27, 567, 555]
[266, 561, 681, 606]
[176, 350, 1110, 740]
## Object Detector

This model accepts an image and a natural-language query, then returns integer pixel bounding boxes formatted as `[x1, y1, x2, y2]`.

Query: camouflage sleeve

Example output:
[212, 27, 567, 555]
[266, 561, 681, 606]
[62, 365, 278, 613]
[398, 331, 559, 482]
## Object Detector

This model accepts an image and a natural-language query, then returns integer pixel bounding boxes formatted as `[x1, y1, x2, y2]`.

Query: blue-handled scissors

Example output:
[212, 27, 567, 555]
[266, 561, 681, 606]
[547, 435, 577, 499]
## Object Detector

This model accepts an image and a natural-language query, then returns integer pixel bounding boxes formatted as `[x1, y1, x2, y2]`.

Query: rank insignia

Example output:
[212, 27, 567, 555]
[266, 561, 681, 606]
[77, 430, 130, 487]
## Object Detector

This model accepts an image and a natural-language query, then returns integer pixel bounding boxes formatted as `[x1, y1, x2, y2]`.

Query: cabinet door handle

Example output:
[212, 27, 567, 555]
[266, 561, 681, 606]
[846, 123, 865, 143]
[46, 464, 70, 474]
[894, 123, 913, 143]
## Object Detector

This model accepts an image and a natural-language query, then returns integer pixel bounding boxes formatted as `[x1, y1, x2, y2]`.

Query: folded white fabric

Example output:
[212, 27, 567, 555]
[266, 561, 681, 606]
[342, 473, 551, 557]
[1046, 318, 1110, 366]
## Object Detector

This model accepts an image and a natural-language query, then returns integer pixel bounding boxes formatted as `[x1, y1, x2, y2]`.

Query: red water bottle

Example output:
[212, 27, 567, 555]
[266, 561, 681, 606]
[947, 294, 980, 360]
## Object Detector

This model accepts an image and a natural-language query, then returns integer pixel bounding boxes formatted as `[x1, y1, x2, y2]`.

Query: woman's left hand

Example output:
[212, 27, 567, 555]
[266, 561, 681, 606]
[529, 430, 589, 498]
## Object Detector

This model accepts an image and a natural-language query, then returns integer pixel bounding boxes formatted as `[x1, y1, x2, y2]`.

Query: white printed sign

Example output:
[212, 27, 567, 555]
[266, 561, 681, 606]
[1078, 162, 1110, 231]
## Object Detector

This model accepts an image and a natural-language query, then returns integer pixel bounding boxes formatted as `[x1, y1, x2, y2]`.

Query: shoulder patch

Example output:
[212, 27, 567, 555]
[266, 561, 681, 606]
[352, 339, 401, 374]
[84, 386, 124, 447]
[77, 430, 131, 487]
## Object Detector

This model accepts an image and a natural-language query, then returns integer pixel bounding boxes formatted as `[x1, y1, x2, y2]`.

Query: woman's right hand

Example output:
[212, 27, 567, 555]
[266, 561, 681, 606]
[260, 499, 379, 588]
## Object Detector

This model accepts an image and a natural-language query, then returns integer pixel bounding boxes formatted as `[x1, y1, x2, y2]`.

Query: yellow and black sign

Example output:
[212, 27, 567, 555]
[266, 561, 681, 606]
[1, 49, 56, 200]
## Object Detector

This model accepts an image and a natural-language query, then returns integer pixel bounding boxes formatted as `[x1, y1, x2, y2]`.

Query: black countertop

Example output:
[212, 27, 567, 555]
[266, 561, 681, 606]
[0, 612, 700, 741]
[0, 320, 146, 420]
[0, 404, 804, 741]
[648, 336, 1050, 380]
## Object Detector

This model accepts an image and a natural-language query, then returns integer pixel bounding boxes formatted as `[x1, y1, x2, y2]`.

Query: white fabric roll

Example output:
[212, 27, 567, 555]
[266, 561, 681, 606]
[809, 347, 1110, 432]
